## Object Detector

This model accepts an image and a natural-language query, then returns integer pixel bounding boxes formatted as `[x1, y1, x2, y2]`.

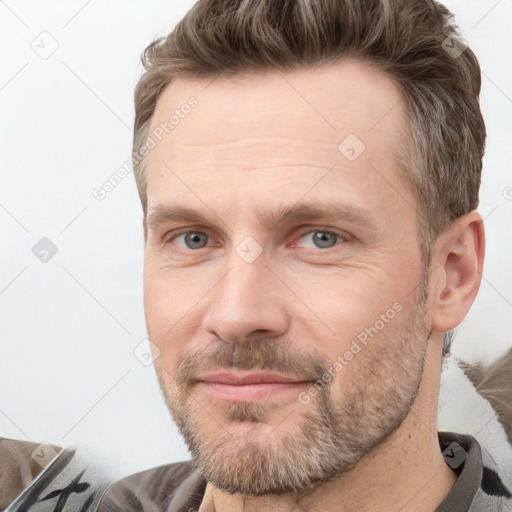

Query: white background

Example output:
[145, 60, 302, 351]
[1, 0, 511, 475]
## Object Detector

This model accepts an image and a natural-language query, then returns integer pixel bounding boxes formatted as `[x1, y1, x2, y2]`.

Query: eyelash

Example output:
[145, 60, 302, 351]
[164, 227, 351, 253]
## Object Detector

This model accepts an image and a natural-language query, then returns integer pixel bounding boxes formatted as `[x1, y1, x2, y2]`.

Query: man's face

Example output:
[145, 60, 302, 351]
[143, 60, 432, 495]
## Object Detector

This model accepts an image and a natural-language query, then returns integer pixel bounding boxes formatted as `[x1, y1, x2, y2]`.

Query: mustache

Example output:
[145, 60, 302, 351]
[175, 338, 329, 387]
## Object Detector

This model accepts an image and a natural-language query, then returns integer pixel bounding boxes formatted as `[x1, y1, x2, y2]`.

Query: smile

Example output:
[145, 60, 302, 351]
[196, 371, 312, 401]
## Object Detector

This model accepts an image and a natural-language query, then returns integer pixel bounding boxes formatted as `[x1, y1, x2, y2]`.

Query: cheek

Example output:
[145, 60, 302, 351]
[144, 271, 179, 362]
[144, 275, 169, 338]
[144, 259, 188, 327]
[144, 264, 209, 367]
[288, 264, 401, 323]
[283, 265, 415, 366]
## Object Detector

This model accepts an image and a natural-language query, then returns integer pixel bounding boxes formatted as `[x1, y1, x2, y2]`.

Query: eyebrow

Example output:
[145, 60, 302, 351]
[146, 201, 378, 232]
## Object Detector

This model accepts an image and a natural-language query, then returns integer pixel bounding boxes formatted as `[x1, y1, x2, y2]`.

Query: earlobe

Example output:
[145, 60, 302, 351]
[431, 211, 485, 333]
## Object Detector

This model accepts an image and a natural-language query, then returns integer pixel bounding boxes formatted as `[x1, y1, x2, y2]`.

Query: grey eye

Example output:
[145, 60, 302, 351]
[296, 230, 342, 250]
[311, 231, 338, 249]
[178, 232, 209, 250]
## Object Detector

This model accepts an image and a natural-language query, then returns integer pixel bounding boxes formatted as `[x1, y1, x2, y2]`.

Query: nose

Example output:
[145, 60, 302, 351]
[202, 249, 289, 344]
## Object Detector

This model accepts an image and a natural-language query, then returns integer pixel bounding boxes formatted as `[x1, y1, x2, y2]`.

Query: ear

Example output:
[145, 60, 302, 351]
[431, 210, 485, 332]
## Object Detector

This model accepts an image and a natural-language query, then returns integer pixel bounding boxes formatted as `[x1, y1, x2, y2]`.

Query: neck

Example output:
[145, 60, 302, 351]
[203, 336, 457, 512]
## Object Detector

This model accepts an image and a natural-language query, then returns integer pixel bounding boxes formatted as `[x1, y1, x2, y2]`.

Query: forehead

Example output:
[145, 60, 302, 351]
[149, 59, 405, 146]
[145, 59, 412, 222]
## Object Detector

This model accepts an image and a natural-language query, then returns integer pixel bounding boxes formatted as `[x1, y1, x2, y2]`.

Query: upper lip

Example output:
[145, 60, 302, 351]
[197, 371, 308, 385]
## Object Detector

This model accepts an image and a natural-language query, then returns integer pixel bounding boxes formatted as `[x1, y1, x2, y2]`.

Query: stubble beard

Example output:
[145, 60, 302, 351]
[154, 280, 430, 496]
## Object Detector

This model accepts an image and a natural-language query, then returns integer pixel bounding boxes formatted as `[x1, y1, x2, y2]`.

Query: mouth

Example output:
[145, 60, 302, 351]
[195, 371, 312, 402]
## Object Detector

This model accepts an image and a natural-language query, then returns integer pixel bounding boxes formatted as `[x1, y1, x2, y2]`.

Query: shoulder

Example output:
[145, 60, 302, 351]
[0, 437, 62, 509]
[98, 459, 203, 511]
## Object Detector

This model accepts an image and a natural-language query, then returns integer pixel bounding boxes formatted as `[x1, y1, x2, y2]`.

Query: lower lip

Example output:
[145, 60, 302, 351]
[199, 381, 310, 401]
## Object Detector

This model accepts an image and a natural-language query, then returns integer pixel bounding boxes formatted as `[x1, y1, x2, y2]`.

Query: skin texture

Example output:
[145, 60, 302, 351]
[143, 60, 485, 512]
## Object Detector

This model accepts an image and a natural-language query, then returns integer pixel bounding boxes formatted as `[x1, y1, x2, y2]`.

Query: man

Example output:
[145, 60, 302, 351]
[98, 0, 512, 510]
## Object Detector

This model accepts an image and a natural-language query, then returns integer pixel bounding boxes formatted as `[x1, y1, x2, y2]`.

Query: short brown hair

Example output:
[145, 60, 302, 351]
[133, 0, 485, 263]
